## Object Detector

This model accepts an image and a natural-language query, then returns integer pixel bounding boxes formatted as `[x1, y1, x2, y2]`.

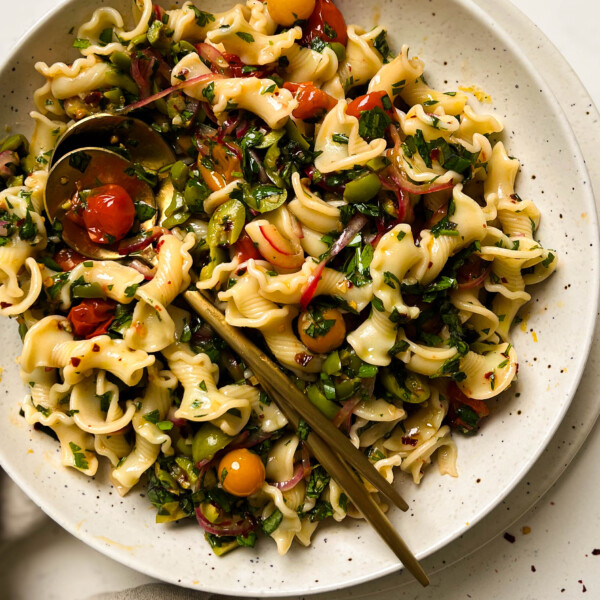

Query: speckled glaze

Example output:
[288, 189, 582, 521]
[0, 0, 598, 596]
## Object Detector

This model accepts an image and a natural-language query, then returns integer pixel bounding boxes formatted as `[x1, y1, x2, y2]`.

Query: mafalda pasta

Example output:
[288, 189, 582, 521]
[1, 0, 556, 556]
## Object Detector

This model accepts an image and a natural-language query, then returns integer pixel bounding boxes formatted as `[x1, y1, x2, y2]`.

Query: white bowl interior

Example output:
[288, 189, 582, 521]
[0, 0, 597, 595]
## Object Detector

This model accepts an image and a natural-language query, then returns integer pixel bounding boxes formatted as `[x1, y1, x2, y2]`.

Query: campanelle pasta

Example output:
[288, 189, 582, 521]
[1, 0, 557, 558]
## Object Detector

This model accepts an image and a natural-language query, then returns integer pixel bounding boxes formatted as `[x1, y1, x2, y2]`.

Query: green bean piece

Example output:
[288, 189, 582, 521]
[322, 351, 342, 376]
[109, 51, 132, 72]
[285, 119, 310, 150]
[343, 172, 382, 203]
[306, 384, 339, 420]
[329, 42, 346, 62]
[192, 423, 234, 464]
[71, 282, 105, 299]
[206, 199, 245, 247]
[1, 134, 29, 154]
[170, 161, 189, 192]
[381, 368, 430, 403]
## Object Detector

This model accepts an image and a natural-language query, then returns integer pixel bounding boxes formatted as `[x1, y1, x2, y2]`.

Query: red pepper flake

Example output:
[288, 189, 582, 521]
[294, 352, 313, 367]
[70, 357, 81, 367]
[503, 532, 515, 543]
[592, 549, 600, 555]
[401, 436, 418, 446]
[484, 371, 493, 380]
[0, 301, 12, 309]
[92, 343, 100, 353]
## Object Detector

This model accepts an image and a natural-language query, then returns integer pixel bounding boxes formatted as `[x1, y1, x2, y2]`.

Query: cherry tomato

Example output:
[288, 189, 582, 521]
[218, 448, 265, 497]
[283, 82, 337, 120]
[234, 232, 262, 262]
[298, 307, 346, 354]
[82, 184, 135, 245]
[446, 382, 490, 434]
[346, 91, 394, 119]
[301, 0, 348, 46]
[198, 144, 241, 192]
[68, 298, 116, 339]
[267, 0, 316, 27]
[53, 248, 87, 271]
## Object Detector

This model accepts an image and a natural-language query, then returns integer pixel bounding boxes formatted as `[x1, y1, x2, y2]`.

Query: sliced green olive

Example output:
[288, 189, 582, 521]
[1, 133, 29, 154]
[322, 350, 342, 376]
[366, 156, 391, 173]
[242, 183, 287, 213]
[71, 282, 105, 299]
[192, 423, 234, 464]
[306, 384, 339, 419]
[206, 199, 245, 247]
[147, 21, 171, 50]
[170, 161, 189, 192]
[334, 377, 357, 401]
[329, 42, 346, 63]
[109, 51, 132, 72]
[285, 119, 310, 150]
[381, 367, 430, 403]
[184, 178, 210, 213]
[162, 189, 189, 228]
[343, 172, 382, 204]
[103, 88, 125, 107]
[200, 246, 227, 281]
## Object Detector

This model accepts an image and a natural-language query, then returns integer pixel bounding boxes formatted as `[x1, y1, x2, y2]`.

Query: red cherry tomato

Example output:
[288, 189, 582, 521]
[282, 82, 337, 120]
[82, 184, 136, 244]
[53, 248, 88, 271]
[301, 0, 348, 46]
[68, 298, 116, 339]
[221, 53, 268, 78]
[346, 91, 394, 119]
[234, 232, 262, 262]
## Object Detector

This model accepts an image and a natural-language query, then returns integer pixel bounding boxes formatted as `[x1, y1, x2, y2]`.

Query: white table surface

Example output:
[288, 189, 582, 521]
[1, 1, 599, 599]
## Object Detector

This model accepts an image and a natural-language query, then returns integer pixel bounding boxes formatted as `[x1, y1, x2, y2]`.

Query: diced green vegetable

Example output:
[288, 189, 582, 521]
[343, 173, 381, 204]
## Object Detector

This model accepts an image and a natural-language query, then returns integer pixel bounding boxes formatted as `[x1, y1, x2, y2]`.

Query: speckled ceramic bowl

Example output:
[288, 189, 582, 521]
[0, 0, 598, 596]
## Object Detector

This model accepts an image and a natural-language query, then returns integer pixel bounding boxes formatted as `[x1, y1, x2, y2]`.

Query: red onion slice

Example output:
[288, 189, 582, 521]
[117, 227, 169, 255]
[457, 266, 491, 290]
[332, 396, 361, 428]
[120, 73, 225, 114]
[0, 150, 19, 179]
[274, 464, 307, 491]
[300, 213, 368, 310]
[128, 259, 157, 280]
[195, 507, 256, 537]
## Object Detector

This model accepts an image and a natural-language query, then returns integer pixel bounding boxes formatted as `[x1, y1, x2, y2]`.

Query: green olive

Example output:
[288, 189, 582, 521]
[1, 133, 29, 154]
[329, 42, 346, 63]
[343, 172, 382, 204]
[170, 161, 189, 192]
[109, 51, 132, 72]
[199, 246, 227, 281]
[192, 423, 234, 464]
[206, 199, 245, 247]
[306, 384, 339, 420]
[381, 368, 430, 403]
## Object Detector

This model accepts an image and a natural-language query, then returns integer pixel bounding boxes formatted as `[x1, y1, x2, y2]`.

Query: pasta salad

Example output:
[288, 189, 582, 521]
[0, 0, 557, 556]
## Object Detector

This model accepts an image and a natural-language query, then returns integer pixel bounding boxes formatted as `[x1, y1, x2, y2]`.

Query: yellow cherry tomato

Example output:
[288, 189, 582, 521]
[298, 307, 346, 354]
[266, 0, 316, 27]
[218, 448, 266, 497]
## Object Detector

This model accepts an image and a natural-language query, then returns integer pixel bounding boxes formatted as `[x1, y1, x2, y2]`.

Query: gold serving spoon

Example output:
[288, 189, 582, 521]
[45, 114, 176, 260]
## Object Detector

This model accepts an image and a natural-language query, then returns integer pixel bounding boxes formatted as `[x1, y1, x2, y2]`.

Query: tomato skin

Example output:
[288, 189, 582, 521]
[218, 448, 266, 497]
[68, 298, 116, 339]
[301, 0, 348, 46]
[221, 53, 269, 79]
[346, 91, 393, 119]
[53, 248, 88, 271]
[234, 232, 262, 262]
[282, 82, 337, 120]
[82, 184, 136, 245]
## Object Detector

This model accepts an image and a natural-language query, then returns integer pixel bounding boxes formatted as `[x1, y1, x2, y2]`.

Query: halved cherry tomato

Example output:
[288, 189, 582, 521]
[283, 82, 337, 120]
[346, 91, 394, 119]
[446, 382, 490, 433]
[68, 298, 116, 339]
[53, 248, 87, 271]
[234, 232, 262, 262]
[82, 184, 135, 245]
[198, 145, 241, 192]
[301, 0, 348, 46]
